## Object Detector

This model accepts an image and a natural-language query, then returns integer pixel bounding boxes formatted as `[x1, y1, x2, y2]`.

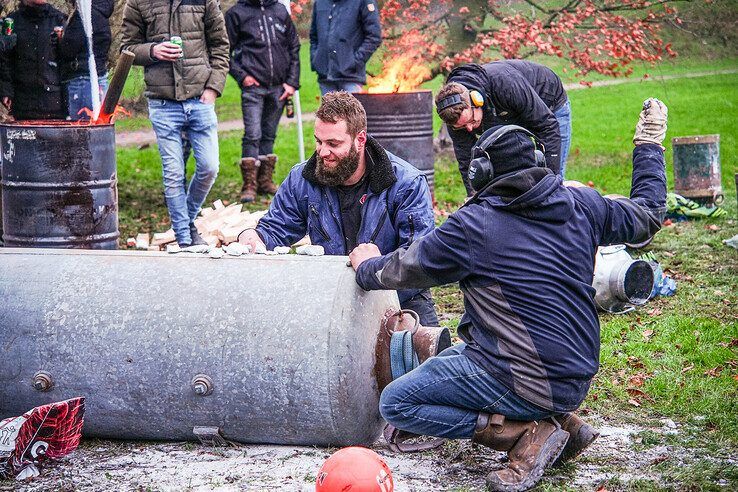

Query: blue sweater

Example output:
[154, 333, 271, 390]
[357, 144, 667, 411]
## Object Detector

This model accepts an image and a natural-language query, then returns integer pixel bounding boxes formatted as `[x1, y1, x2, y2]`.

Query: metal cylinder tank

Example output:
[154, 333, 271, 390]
[0, 249, 401, 446]
[672, 134, 723, 205]
[0, 123, 118, 248]
[353, 91, 435, 193]
[593, 245, 654, 314]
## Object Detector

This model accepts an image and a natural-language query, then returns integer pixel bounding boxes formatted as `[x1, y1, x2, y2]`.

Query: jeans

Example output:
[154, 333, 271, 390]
[241, 85, 285, 159]
[554, 99, 572, 179]
[148, 97, 220, 245]
[380, 343, 556, 439]
[65, 74, 109, 121]
[400, 289, 439, 327]
[318, 80, 363, 95]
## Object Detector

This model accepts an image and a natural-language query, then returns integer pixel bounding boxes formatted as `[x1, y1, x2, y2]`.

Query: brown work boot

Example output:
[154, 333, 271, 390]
[472, 414, 569, 492]
[257, 153, 279, 195]
[552, 413, 599, 466]
[239, 157, 259, 203]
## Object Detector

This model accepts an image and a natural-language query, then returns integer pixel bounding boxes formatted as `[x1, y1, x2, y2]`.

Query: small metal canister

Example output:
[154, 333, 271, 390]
[3, 18, 14, 36]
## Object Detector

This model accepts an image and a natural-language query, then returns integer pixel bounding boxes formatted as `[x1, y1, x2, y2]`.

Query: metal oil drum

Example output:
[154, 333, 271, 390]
[0, 122, 118, 248]
[672, 134, 723, 205]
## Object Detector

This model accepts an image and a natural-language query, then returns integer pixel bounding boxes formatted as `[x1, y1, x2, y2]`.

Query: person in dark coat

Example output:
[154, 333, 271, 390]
[59, 0, 113, 120]
[0, 0, 67, 120]
[225, 0, 300, 203]
[309, 0, 381, 94]
[436, 60, 571, 195]
[349, 99, 668, 491]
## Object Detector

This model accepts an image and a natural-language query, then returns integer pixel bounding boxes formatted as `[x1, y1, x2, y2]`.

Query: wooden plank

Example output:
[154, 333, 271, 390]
[135, 233, 150, 250]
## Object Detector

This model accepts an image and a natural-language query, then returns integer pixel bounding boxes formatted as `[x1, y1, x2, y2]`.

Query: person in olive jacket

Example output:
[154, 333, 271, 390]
[121, 0, 230, 248]
[310, 0, 381, 94]
[225, 0, 300, 203]
[0, 0, 67, 120]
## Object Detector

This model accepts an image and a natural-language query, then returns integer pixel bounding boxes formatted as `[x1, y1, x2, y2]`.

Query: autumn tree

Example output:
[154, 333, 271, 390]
[292, 0, 682, 84]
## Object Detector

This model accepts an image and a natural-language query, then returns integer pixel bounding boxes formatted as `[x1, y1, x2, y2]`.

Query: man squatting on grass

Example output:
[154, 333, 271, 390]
[349, 98, 668, 492]
[121, 0, 230, 248]
[238, 91, 440, 326]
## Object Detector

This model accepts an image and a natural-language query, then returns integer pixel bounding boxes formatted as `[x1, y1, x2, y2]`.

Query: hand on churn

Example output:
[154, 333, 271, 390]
[349, 243, 381, 271]
[633, 98, 668, 148]
[237, 228, 266, 254]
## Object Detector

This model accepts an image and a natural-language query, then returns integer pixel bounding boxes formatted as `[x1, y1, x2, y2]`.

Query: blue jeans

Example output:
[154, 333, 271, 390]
[380, 343, 555, 439]
[319, 80, 363, 95]
[241, 85, 285, 159]
[554, 99, 572, 179]
[65, 74, 109, 121]
[148, 97, 220, 245]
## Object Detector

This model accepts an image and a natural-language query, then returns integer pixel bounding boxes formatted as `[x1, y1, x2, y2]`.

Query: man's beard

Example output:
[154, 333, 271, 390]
[315, 145, 361, 187]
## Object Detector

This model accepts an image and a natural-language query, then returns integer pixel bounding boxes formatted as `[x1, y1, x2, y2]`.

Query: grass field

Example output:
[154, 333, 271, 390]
[113, 64, 738, 489]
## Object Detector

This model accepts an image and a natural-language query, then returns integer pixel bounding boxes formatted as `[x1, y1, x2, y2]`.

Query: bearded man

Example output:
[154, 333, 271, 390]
[237, 91, 438, 325]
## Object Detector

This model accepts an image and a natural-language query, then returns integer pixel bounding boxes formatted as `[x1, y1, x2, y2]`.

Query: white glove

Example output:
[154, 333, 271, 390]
[633, 98, 668, 147]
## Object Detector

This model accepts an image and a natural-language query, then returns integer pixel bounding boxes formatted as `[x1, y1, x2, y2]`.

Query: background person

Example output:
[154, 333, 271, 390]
[225, 0, 300, 203]
[436, 60, 570, 195]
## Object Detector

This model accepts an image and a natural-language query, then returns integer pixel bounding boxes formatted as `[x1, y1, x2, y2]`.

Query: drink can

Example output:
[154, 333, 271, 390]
[53, 26, 63, 39]
[285, 96, 295, 118]
[3, 18, 14, 36]
[170, 36, 184, 58]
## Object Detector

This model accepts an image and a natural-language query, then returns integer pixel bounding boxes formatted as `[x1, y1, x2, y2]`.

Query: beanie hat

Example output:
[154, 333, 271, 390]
[476, 126, 537, 180]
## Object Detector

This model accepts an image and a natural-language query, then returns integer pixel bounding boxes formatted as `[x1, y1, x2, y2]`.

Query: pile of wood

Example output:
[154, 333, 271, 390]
[127, 200, 268, 250]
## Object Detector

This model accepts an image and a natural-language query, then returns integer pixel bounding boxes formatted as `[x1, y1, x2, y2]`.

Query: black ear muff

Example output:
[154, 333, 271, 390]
[467, 125, 547, 192]
[437, 94, 463, 112]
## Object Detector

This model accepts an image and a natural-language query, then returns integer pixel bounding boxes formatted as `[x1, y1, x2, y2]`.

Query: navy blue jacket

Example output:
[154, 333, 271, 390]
[256, 137, 434, 303]
[309, 0, 381, 84]
[447, 61, 567, 194]
[357, 144, 667, 412]
[225, 0, 300, 88]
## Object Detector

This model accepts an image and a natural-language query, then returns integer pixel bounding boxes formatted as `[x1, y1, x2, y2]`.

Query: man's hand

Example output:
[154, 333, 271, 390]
[279, 83, 296, 101]
[200, 88, 217, 105]
[349, 243, 381, 271]
[1, 97, 11, 111]
[633, 98, 668, 148]
[237, 228, 266, 254]
[151, 42, 182, 62]
[242, 75, 260, 87]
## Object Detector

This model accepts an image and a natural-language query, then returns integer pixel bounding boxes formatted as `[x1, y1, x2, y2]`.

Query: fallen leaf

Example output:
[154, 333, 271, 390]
[647, 308, 662, 317]
[681, 364, 694, 374]
[650, 455, 669, 465]
[733, 375, 738, 382]
[714, 290, 725, 296]
[719, 339, 738, 348]
[663, 251, 675, 257]
[628, 356, 645, 369]
[628, 398, 641, 407]
[628, 374, 646, 387]
[704, 366, 723, 377]
[642, 329, 655, 341]
[627, 388, 655, 402]
[663, 218, 673, 226]
[706, 224, 721, 231]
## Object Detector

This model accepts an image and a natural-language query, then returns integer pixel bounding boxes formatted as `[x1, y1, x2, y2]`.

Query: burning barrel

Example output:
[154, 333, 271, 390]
[0, 122, 119, 248]
[354, 91, 435, 193]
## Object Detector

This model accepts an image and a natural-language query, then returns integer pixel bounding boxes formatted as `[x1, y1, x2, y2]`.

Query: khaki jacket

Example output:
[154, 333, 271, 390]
[121, 0, 229, 101]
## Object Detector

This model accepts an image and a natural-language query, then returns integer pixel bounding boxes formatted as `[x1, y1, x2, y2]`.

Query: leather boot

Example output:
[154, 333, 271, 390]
[472, 413, 569, 492]
[552, 413, 599, 466]
[239, 157, 259, 203]
[257, 154, 279, 195]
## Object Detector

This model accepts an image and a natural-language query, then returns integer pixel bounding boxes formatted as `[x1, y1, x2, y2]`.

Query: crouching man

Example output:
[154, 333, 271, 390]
[349, 99, 668, 491]
[238, 91, 439, 326]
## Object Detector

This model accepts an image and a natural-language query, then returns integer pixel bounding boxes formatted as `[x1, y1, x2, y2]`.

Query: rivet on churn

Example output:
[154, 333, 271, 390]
[32, 371, 53, 392]
[191, 374, 214, 396]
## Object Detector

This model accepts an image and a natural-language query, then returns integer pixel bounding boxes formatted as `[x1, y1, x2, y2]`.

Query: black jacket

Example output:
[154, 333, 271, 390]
[357, 144, 667, 411]
[447, 61, 568, 193]
[309, 0, 381, 84]
[0, 3, 67, 119]
[225, 0, 300, 88]
[59, 0, 113, 81]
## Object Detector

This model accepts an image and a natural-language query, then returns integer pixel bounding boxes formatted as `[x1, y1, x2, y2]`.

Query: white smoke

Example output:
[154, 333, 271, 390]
[75, 0, 100, 120]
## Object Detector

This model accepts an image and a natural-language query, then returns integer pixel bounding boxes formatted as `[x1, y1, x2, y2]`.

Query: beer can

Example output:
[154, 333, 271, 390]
[3, 18, 13, 36]
[285, 96, 295, 118]
[170, 36, 184, 58]
[53, 26, 63, 39]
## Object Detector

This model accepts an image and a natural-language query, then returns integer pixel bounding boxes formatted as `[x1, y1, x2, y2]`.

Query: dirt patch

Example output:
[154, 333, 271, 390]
[4, 415, 732, 491]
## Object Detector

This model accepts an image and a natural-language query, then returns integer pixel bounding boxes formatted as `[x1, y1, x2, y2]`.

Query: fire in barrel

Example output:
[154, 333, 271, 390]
[353, 54, 435, 193]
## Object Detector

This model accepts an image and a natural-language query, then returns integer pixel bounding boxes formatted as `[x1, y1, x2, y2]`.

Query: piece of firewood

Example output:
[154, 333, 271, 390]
[135, 233, 150, 250]
[151, 229, 176, 246]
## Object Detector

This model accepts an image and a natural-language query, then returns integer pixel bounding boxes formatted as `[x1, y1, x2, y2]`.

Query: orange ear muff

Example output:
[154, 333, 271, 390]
[469, 90, 484, 107]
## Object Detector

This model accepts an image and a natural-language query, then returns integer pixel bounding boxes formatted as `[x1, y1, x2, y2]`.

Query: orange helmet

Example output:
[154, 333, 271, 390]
[315, 447, 394, 492]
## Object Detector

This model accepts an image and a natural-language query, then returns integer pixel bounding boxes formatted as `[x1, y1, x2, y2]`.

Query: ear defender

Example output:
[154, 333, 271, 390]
[467, 125, 547, 192]
[469, 90, 484, 107]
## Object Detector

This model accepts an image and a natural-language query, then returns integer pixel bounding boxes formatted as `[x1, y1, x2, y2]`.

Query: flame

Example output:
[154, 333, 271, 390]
[78, 105, 131, 125]
[367, 54, 431, 94]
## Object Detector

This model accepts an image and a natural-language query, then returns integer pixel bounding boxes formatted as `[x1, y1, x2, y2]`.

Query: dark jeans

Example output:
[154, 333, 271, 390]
[400, 289, 439, 327]
[380, 343, 556, 439]
[241, 85, 285, 159]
